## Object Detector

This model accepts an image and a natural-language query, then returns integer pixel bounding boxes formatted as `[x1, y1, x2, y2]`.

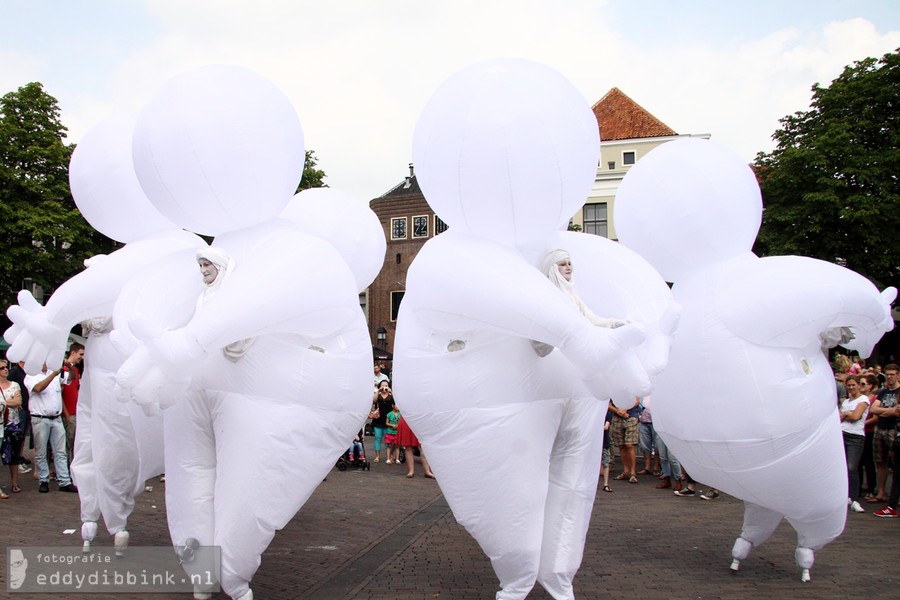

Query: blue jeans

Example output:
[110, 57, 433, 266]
[843, 431, 864, 502]
[31, 416, 72, 486]
[653, 430, 682, 480]
[349, 441, 364, 459]
[638, 422, 655, 455]
[373, 426, 387, 451]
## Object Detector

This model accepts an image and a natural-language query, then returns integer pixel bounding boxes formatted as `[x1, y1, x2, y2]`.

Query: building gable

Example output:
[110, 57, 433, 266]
[592, 87, 677, 141]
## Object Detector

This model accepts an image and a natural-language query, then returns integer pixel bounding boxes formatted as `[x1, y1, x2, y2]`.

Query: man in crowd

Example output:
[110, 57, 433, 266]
[869, 364, 899, 504]
[609, 397, 642, 483]
[61, 342, 84, 464]
[374, 362, 389, 391]
[24, 362, 77, 493]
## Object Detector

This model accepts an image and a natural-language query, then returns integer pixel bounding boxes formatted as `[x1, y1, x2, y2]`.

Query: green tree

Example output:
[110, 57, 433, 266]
[297, 149, 327, 191]
[0, 82, 115, 310]
[753, 48, 900, 291]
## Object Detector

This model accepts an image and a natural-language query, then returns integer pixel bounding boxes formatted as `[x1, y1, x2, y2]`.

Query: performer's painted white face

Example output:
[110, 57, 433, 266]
[557, 259, 573, 282]
[198, 259, 219, 285]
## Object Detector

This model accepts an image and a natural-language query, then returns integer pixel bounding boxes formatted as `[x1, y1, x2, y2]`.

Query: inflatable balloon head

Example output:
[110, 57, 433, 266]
[132, 65, 306, 236]
[69, 114, 179, 243]
[412, 58, 600, 247]
[279, 188, 386, 292]
[614, 138, 762, 282]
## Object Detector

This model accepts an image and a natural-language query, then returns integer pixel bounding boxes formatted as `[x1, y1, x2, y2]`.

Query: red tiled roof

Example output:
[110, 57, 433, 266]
[592, 88, 677, 141]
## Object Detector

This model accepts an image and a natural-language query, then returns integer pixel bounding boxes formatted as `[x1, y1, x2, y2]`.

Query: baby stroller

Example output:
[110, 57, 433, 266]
[337, 429, 371, 471]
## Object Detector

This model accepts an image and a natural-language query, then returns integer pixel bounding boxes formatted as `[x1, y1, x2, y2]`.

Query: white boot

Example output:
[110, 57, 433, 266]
[114, 530, 130, 557]
[730, 537, 752, 572]
[81, 522, 98, 553]
[795, 546, 814, 582]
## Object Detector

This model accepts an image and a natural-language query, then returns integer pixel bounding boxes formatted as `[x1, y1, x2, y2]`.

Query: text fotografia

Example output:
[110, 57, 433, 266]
[7, 546, 221, 594]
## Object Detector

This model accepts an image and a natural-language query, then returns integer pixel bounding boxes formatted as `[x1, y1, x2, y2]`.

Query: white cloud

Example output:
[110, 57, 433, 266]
[0, 50, 46, 95]
[5, 3, 898, 199]
[604, 18, 900, 164]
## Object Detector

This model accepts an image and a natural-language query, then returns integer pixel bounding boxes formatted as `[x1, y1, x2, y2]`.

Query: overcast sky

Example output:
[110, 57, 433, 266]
[2, 1, 899, 201]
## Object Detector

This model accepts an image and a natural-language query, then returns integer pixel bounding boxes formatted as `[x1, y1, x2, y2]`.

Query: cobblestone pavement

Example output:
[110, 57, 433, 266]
[2, 456, 898, 599]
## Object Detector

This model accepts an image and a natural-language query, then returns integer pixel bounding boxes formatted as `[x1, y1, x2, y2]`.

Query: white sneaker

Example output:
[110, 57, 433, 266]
[18, 464, 32, 474]
[849, 500, 865, 513]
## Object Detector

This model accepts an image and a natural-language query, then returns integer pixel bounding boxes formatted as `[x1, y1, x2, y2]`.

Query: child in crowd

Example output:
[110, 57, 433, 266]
[384, 402, 401, 464]
[349, 429, 365, 462]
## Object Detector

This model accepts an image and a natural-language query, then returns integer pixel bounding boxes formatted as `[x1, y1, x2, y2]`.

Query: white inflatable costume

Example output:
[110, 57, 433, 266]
[113, 66, 385, 600]
[393, 59, 678, 600]
[614, 138, 896, 582]
[4, 114, 204, 555]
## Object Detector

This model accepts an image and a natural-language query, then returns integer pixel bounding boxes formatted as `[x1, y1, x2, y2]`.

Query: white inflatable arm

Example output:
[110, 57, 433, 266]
[405, 232, 650, 397]
[178, 230, 361, 354]
[111, 245, 205, 357]
[5, 232, 203, 373]
[719, 256, 895, 357]
[554, 230, 680, 376]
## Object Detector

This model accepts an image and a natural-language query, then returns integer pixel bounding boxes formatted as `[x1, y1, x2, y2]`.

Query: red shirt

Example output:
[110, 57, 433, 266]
[61, 364, 81, 416]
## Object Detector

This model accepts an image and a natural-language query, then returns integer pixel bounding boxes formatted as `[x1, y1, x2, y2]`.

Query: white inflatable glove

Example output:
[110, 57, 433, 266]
[116, 321, 205, 414]
[637, 302, 682, 377]
[83, 254, 109, 268]
[842, 287, 897, 358]
[4, 289, 67, 373]
[560, 322, 651, 400]
[116, 345, 190, 416]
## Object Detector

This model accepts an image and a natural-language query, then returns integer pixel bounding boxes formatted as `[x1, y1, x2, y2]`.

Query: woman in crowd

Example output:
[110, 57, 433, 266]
[371, 381, 394, 463]
[0, 358, 25, 497]
[840, 375, 870, 513]
[396, 409, 435, 478]
[860, 374, 881, 503]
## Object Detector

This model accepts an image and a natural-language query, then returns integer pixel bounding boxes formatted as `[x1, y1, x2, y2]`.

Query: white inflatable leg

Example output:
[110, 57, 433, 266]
[71, 377, 100, 548]
[211, 397, 363, 600]
[730, 537, 752, 572]
[114, 530, 129, 557]
[164, 397, 217, 584]
[408, 401, 563, 600]
[536, 398, 604, 600]
[731, 502, 783, 574]
[81, 521, 98, 553]
[796, 547, 814, 582]
[95, 381, 141, 536]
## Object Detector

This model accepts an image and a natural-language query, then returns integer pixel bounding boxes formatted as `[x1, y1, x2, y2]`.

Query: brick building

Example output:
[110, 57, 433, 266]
[366, 164, 448, 354]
